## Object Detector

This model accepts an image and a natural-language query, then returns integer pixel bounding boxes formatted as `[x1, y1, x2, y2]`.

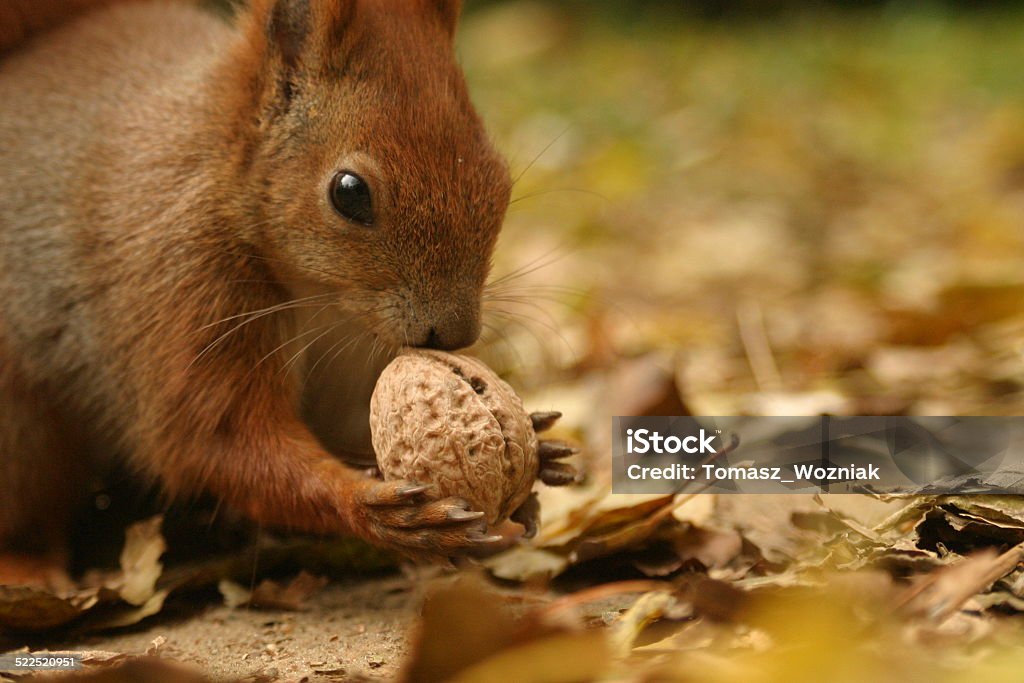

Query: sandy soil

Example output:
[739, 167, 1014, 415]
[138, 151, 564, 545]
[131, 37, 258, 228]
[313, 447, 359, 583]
[18, 575, 421, 682]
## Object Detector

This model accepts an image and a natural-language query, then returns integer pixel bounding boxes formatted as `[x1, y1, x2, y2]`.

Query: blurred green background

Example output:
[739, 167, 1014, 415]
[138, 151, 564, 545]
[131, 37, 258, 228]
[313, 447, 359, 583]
[456, 1, 1024, 416]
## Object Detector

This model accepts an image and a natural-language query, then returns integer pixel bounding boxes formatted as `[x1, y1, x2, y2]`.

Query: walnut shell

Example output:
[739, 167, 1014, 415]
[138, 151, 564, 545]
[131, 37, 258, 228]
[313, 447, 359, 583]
[369, 350, 539, 525]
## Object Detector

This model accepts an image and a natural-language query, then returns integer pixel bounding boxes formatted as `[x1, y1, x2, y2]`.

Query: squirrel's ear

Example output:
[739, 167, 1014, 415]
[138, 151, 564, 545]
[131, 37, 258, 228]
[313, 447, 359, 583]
[428, 0, 462, 38]
[267, 0, 309, 69]
[265, 0, 356, 69]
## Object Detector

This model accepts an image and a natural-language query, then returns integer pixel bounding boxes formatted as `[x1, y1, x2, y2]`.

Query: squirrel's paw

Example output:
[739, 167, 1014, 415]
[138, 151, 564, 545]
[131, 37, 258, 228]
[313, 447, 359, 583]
[352, 478, 501, 563]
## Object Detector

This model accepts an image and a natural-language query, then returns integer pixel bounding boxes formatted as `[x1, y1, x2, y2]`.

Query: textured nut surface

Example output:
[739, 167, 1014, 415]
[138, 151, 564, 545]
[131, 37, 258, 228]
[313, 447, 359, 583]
[369, 350, 539, 525]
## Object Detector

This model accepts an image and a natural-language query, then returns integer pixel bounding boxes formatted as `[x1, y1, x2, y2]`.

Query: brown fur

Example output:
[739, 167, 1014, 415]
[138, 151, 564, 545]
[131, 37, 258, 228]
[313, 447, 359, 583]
[0, 0, 512, 566]
[0, 0, 124, 54]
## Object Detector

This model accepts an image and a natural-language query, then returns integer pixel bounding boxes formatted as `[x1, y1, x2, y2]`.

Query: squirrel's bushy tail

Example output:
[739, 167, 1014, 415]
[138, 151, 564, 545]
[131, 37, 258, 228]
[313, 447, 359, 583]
[0, 0, 119, 54]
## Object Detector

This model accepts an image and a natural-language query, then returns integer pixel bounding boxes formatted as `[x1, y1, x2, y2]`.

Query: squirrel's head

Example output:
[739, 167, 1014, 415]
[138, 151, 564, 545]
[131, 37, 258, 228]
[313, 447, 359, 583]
[229, 0, 509, 351]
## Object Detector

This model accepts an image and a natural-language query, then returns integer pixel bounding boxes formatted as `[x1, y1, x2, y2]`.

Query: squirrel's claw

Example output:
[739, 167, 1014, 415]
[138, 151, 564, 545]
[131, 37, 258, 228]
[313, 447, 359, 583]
[538, 440, 577, 461]
[530, 411, 562, 433]
[537, 434, 581, 487]
[446, 508, 485, 522]
[354, 479, 498, 563]
[361, 480, 431, 506]
[511, 492, 540, 539]
[539, 461, 579, 487]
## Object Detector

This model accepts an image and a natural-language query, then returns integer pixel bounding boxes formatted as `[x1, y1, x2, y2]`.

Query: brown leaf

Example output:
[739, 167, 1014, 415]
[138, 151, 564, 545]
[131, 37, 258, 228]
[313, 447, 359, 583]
[680, 576, 749, 623]
[446, 630, 609, 683]
[400, 577, 522, 683]
[899, 542, 1024, 621]
[571, 513, 671, 565]
[0, 586, 88, 632]
[571, 495, 702, 564]
[0, 517, 166, 634]
[219, 572, 327, 611]
[672, 527, 745, 570]
[400, 574, 607, 683]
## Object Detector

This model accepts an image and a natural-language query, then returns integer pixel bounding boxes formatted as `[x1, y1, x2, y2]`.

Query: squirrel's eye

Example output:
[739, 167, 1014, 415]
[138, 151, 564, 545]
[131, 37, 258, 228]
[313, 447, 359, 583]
[330, 171, 373, 226]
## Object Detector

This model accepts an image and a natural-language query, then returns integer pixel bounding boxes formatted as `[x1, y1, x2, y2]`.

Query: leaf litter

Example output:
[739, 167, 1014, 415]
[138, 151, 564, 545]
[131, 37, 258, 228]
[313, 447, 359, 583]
[8, 358, 1024, 681]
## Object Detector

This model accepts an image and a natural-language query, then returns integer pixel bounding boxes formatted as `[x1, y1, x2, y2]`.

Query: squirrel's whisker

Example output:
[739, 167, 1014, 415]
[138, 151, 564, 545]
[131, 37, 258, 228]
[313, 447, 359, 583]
[247, 318, 338, 379]
[485, 247, 571, 290]
[196, 293, 335, 332]
[509, 124, 572, 188]
[188, 297, 338, 370]
[509, 187, 607, 205]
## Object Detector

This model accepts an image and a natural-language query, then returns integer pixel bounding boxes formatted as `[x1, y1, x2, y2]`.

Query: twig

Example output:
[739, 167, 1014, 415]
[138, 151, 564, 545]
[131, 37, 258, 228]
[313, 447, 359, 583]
[737, 300, 782, 393]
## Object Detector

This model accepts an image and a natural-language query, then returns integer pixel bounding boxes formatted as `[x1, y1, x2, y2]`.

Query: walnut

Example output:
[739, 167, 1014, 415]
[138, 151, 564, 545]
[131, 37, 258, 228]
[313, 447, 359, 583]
[368, 350, 539, 525]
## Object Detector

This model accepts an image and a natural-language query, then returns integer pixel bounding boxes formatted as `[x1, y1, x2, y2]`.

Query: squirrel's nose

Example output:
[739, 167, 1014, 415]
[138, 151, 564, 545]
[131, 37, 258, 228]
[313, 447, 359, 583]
[415, 315, 480, 351]
[424, 328, 445, 349]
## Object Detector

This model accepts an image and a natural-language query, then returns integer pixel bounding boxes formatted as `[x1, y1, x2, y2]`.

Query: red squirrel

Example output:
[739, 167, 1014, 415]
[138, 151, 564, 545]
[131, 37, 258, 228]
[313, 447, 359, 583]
[0, 0, 544, 571]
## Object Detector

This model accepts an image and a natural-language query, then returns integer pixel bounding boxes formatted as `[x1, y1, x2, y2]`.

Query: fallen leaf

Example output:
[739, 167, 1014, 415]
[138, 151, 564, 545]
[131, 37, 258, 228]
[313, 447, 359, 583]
[114, 516, 166, 607]
[899, 543, 1024, 622]
[0, 517, 167, 634]
[447, 630, 609, 683]
[217, 580, 252, 610]
[400, 574, 608, 683]
[219, 572, 327, 611]
[609, 591, 678, 657]
[483, 547, 568, 582]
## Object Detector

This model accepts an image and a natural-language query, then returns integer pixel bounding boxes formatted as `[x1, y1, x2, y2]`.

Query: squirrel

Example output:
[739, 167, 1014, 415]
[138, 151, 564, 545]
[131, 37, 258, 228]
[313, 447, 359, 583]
[0, 0, 567, 574]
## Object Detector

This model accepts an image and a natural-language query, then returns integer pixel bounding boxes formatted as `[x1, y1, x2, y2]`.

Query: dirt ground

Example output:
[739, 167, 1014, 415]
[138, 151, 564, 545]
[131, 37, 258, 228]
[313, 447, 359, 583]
[29, 575, 420, 682]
